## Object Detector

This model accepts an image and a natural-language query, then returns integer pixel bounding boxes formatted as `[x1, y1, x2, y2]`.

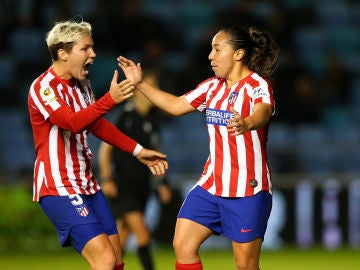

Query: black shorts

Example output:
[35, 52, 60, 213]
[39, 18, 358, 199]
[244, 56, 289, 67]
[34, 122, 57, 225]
[108, 188, 151, 217]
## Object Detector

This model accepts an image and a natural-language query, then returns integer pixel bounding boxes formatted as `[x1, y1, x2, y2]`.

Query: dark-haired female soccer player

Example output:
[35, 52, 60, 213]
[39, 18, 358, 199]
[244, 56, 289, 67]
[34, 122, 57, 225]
[119, 26, 279, 270]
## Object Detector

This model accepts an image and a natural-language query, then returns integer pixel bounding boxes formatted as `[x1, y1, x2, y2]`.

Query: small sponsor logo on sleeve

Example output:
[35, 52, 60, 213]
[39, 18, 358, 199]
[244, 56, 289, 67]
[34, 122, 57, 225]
[40, 86, 57, 106]
[253, 87, 268, 99]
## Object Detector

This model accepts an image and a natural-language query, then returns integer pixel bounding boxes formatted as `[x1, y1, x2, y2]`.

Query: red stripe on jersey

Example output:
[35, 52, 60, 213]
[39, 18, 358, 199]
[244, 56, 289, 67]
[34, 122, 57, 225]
[239, 87, 255, 196]
[213, 82, 229, 196]
[227, 82, 245, 197]
[259, 127, 271, 191]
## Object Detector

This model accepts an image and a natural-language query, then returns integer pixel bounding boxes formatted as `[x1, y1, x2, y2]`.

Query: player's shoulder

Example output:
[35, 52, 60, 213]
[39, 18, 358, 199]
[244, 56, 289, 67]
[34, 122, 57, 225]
[32, 68, 60, 90]
[199, 76, 220, 85]
[29, 69, 57, 99]
[249, 72, 269, 85]
[195, 76, 222, 90]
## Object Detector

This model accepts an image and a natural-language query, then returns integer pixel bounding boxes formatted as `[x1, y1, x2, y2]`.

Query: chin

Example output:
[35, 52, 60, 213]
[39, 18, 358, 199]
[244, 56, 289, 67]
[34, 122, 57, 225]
[215, 73, 225, 79]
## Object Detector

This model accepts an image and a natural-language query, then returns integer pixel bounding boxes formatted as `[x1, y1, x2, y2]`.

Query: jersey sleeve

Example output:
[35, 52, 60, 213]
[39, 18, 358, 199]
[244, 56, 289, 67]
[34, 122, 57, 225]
[89, 117, 142, 155]
[184, 78, 215, 112]
[48, 92, 116, 133]
[29, 77, 117, 133]
[250, 78, 274, 108]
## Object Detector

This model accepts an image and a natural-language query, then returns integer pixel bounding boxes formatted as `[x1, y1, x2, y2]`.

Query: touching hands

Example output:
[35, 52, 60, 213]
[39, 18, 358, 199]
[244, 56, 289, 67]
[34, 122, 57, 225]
[109, 70, 134, 104]
[136, 148, 169, 176]
[117, 56, 143, 86]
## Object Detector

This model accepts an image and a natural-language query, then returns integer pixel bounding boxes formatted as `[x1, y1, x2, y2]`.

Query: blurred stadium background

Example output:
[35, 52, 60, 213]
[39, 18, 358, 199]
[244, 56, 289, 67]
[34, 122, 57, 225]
[1, 0, 360, 263]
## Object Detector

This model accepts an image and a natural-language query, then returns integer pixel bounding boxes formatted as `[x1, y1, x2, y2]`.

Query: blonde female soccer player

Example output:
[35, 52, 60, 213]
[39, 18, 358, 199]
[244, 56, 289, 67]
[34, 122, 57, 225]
[28, 18, 168, 270]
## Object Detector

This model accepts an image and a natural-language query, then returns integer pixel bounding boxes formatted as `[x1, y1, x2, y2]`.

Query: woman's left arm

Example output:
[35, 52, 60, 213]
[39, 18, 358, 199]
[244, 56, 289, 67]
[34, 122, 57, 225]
[227, 103, 273, 136]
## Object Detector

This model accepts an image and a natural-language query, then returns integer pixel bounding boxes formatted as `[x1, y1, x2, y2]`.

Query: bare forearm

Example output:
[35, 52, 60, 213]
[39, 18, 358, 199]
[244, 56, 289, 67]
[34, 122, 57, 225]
[228, 103, 273, 135]
[137, 81, 193, 116]
[245, 104, 273, 130]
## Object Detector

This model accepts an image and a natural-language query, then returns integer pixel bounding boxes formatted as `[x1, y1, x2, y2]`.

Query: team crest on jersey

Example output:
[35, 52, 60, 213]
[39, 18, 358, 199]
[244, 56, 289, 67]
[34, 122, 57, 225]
[40, 86, 57, 106]
[228, 92, 238, 104]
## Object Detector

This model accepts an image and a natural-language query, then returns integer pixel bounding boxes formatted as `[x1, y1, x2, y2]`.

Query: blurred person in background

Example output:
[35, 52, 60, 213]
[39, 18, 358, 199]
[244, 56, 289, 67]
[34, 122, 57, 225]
[118, 26, 279, 270]
[98, 69, 172, 270]
[27, 18, 168, 270]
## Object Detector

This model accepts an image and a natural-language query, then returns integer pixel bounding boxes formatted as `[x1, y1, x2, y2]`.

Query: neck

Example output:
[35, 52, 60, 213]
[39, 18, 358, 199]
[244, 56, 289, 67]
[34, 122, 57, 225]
[226, 66, 251, 87]
[52, 62, 71, 80]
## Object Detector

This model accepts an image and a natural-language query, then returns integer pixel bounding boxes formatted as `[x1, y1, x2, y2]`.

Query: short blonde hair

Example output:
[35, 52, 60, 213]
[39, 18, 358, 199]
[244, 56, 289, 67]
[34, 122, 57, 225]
[46, 19, 92, 60]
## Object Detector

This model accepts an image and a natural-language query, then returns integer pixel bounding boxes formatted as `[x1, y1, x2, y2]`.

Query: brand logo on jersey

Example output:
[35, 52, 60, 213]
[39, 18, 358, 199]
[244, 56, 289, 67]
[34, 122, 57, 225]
[206, 108, 234, 126]
[253, 87, 267, 99]
[228, 92, 238, 104]
[40, 86, 57, 106]
[240, 228, 253, 233]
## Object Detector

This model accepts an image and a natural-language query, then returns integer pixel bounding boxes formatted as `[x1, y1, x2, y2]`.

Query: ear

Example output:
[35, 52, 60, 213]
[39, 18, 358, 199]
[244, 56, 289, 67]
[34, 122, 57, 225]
[58, 49, 69, 62]
[234, 49, 244, 61]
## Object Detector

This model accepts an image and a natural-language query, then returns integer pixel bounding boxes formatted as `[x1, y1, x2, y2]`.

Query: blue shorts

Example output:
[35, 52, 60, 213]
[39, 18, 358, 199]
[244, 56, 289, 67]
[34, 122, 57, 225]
[39, 190, 118, 253]
[178, 185, 272, 243]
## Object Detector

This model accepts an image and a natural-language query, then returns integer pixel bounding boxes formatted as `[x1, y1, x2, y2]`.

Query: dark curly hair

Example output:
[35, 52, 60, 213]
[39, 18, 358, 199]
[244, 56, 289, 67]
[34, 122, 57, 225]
[221, 26, 280, 77]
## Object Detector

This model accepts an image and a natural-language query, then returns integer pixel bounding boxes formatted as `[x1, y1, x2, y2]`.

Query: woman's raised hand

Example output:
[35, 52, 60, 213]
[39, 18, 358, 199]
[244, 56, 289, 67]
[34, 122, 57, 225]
[117, 56, 143, 86]
[108, 70, 134, 104]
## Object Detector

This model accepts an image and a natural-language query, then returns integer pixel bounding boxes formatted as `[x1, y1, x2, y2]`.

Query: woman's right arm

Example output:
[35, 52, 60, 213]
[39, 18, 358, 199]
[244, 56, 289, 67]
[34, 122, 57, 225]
[118, 56, 195, 116]
[137, 80, 194, 116]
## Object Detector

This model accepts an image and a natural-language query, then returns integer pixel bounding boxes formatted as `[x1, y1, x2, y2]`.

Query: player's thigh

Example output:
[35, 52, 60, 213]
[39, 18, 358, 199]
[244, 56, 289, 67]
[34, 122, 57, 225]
[232, 238, 262, 267]
[81, 233, 117, 265]
[173, 218, 213, 251]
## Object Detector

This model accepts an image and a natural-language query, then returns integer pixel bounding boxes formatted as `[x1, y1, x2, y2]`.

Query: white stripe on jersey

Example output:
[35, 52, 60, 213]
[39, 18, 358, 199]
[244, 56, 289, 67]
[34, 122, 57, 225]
[49, 125, 68, 196]
[68, 86, 81, 111]
[235, 135, 248, 197]
[76, 133, 88, 190]
[30, 82, 50, 120]
[64, 129, 76, 191]
[33, 161, 45, 201]
[251, 129, 263, 194]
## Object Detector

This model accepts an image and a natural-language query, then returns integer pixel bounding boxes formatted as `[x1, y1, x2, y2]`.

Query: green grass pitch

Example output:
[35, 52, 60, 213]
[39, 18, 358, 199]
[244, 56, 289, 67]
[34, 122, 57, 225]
[0, 245, 359, 269]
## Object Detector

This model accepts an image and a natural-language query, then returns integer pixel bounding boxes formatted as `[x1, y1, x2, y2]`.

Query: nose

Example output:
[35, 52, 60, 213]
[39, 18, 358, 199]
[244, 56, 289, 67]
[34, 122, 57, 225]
[90, 48, 96, 58]
[208, 50, 214, 61]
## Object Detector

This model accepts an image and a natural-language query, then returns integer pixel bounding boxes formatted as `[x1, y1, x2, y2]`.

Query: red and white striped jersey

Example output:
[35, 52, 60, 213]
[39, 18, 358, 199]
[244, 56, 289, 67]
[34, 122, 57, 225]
[185, 72, 274, 197]
[28, 67, 101, 202]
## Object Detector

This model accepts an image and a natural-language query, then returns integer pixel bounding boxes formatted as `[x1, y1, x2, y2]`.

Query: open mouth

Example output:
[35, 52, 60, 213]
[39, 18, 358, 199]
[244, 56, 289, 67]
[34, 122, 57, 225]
[84, 62, 93, 75]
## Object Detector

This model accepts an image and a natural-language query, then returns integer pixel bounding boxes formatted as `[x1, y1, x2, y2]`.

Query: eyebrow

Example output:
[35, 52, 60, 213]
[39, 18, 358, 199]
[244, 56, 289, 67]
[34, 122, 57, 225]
[212, 39, 228, 47]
